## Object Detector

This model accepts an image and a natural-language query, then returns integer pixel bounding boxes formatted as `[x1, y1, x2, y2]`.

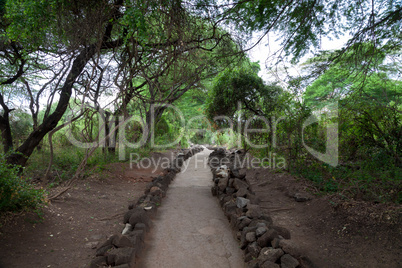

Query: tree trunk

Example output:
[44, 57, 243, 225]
[6, 45, 97, 167]
[0, 109, 14, 153]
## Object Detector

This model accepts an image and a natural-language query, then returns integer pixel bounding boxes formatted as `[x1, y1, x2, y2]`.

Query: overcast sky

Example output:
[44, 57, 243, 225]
[247, 31, 349, 84]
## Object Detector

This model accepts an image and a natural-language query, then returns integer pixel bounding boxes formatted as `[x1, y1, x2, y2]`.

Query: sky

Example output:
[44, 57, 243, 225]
[247, 31, 350, 84]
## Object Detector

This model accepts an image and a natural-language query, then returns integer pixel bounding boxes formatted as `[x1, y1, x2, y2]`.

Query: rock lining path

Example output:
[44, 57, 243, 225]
[138, 148, 244, 268]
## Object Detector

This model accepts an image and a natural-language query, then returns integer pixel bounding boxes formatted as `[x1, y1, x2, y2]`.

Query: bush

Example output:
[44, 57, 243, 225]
[0, 157, 46, 213]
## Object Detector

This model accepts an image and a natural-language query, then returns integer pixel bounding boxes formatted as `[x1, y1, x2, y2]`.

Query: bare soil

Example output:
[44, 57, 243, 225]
[245, 167, 402, 268]
[1, 150, 401, 268]
[0, 152, 173, 268]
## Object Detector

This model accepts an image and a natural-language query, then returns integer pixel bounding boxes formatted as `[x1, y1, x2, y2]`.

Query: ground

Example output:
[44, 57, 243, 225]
[0, 151, 401, 268]
[246, 167, 402, 268]
[0, 152, 173, 268]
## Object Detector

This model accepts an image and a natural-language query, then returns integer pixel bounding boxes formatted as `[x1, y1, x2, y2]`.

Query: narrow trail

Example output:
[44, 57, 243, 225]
[138, 148, 244, 268]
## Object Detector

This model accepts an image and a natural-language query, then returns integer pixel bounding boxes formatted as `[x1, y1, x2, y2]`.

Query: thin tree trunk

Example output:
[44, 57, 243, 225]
[44, 110, 86, 182]
[6, 45, 97, 167]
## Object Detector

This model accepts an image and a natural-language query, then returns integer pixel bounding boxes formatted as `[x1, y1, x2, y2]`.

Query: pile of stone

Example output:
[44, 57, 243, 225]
[209, 148, 303, 268]
[89, 146, 204, 268]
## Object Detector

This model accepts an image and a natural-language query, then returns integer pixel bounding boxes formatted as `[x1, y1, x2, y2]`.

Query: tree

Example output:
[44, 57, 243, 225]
[304, 45, 401, 165]
[0, 0, 243, 167]
[196, 0, 401, 78]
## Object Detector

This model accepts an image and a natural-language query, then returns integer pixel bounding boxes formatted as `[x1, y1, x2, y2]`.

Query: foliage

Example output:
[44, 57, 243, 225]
[201, 0, 402, 65]
[206, 61, 282, 121]
[0, 155, 45, 213]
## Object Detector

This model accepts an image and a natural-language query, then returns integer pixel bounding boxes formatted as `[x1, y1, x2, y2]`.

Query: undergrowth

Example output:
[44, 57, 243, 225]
[0, 155, 46, 214]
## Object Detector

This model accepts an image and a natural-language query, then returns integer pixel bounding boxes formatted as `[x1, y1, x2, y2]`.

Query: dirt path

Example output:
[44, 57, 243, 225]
[0, 152, 173, 268]
[245, 167, 402, 268]
[137, 148, 244, 268]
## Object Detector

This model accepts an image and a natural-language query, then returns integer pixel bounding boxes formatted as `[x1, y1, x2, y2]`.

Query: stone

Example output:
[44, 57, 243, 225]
[149, 186, 163, 197]
[246, 204, 262, 218]
[257, 229, 279, 248]
[218, 177, 229, 191]
[259, 215, 274, 227]
[256, 226, 268, 237]
[256, 222, 267, 228]
[247, 242, 261, 258]
[122, 223, 133, 235]
[128, 210, 149, 228]
[150, 194, 161, 205]
[235, 187, 249, 198]
[294, 192, 311, 202]
[236, 197, 250, 208]
[89, 256, 107, 268]
[246, 232, 257, 242]
[247, 259, 260, 268]
[271, 238, 281, 248]
[95, 244, 113, 256]
[226, 187, 236, 195]
[280, 254, 299, 268]
[240, 226, 257, 249]
[224, 201, 238, 218]
[126, 230, 145, 243]
[113, 264, 130, 268]
[221, 195, 233, 206]
[231, 168, 246, 179]
[233, 178, 249, 190]
[258, 247, 284, 263]
[271, 226, 291, 240]
[260, 261, 280, 268]
[134, 223, 147, 231]
[85, 241, 99, 249]
[211, 186, 218, 196]
[237, 217, 252, 231]
[245, 252, 254, 263]
[106, 247, 136, 266]
[278, 240, 302, 258]
[112, 234, 136, 248]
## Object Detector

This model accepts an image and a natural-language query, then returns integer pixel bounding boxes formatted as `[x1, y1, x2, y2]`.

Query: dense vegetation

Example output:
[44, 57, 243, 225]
[0, 0, 400, 213]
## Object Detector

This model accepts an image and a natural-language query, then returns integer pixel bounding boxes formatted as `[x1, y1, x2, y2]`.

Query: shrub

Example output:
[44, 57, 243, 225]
[0, 157, 46, 213]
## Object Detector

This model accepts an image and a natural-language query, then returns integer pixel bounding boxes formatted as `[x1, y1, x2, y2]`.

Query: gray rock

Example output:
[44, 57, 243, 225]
[278, 240, 302, 258]
[114, 264, 130, 268]
[294, 192, 311, 202]
[247, 259, 260, 268]
[245, 232, 257, 242]
[246, 204, 262, 218]
[89, 256, 107, 268]
[235, 187, 249, 197]
[256, 226, 268, 237]
[112, 234, 136, 248]
[149, 186, 163, 197]
[236, 197, 250, 208]
[233, 178, 249, 190]
[260, 261, 280, 268]
[271, 238, 281, 248]
[258, 247, 284, 263]
[226, 187, 236, 195]
[241, 226, 258, 249]
[134, 223, 147, 231]
[237, 217, 252, 231]
[280, 254, 299, 268]
[271, 226, 291, 240]
[257, 229, 279, 247]
[218, 177, 229, 191]
[106, 247, 136, 266]
[247, 242, 261, 258]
